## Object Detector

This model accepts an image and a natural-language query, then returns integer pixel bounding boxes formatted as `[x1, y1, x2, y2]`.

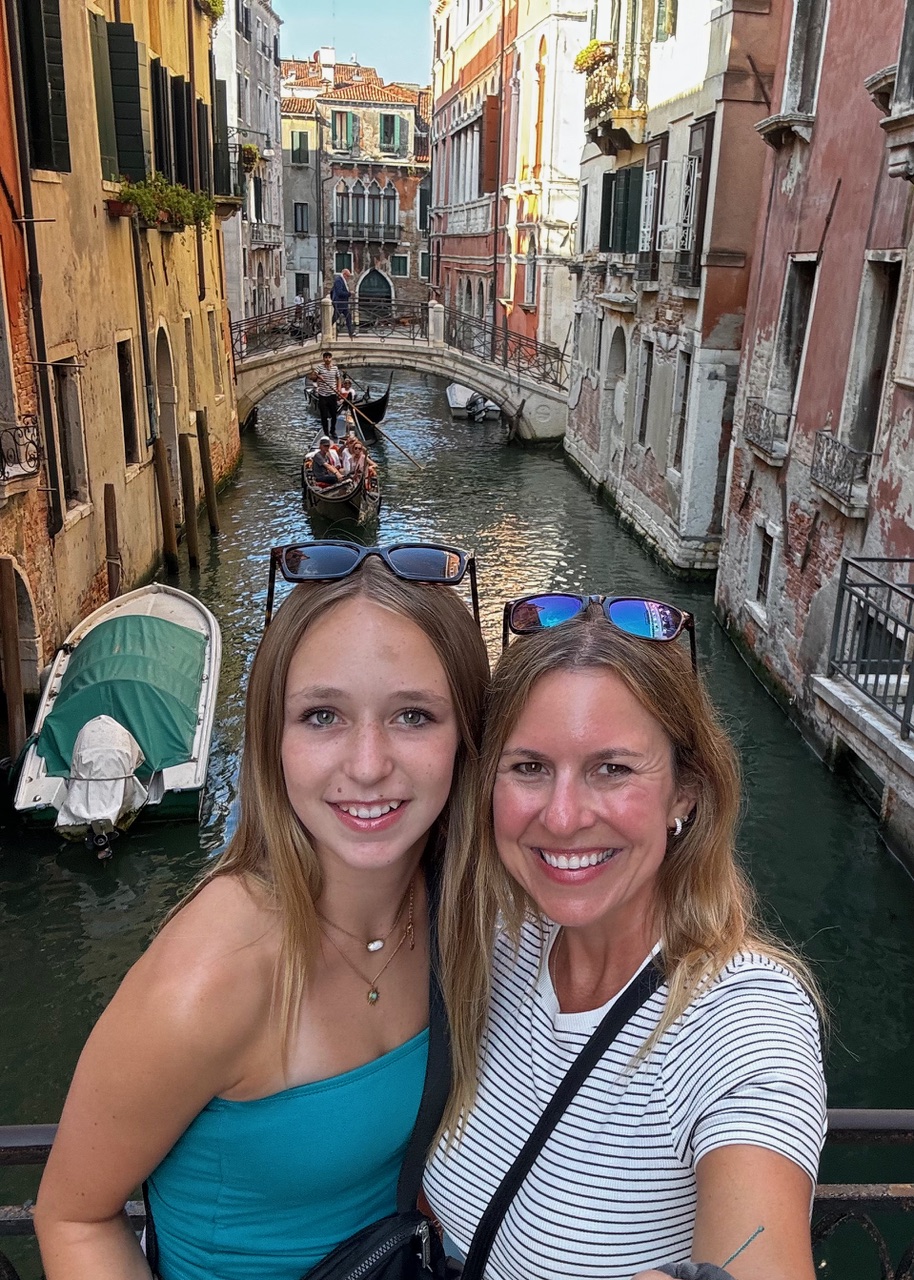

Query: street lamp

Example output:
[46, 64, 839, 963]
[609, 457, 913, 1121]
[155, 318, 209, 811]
[261, 135, 276, 161]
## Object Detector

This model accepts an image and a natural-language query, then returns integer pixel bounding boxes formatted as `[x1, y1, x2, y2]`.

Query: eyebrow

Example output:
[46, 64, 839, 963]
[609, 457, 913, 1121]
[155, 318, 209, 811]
[499, 746, 646, 763]
[287, 685, 453, 708]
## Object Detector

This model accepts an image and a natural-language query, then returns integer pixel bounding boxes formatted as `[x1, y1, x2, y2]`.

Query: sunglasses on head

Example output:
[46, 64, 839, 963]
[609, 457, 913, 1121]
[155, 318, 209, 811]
[502, 592, 697, 669]
[266, 540, 479, 626]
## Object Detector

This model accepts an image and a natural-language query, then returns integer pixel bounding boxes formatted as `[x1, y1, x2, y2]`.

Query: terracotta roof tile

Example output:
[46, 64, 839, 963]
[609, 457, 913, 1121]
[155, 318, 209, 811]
[319, 81, 419, 105]
[280, 96, 316, 115]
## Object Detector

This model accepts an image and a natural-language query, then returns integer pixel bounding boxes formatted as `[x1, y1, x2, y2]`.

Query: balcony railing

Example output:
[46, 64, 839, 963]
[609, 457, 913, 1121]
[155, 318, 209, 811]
[634, 250, 659, 283]
[828, 557, 914, 739]
[811, 429, 875, 506]
[0, 420, 40, 482]
[213, 143, 246, 202]
[584, 41, 650, 123]
[331, 222, 403, 243]
[230, 301, 321, 360]
[442, 308, 568, 392]
[672, 247, 701, 288]
[250, 221, 282, 248]
[743, 399, 793, 457]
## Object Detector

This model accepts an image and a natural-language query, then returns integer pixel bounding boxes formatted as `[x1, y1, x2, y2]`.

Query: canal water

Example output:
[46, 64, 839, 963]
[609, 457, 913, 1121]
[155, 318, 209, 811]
[1, 370, 912, 1277]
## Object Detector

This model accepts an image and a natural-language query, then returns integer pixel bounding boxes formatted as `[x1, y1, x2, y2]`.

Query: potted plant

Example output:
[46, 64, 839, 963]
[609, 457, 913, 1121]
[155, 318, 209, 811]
[574, 39, 613, 74]
[194, 0, 225, 17]
[106, 195, 137, 219]
[241, 143, 260, 174]
[116, 173, 215, 233]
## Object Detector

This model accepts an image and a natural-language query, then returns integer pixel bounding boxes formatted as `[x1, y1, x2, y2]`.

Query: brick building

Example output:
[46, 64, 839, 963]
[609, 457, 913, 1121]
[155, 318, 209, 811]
[715, 0, 914, 854]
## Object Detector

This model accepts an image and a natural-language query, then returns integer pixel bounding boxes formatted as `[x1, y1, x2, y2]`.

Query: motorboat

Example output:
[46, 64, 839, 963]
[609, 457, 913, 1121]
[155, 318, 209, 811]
[446, 383, 501, 421]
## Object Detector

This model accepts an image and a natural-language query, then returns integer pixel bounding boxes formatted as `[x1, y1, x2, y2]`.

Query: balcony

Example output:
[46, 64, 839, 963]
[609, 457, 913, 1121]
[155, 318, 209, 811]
[633, 250, 658, 283]
[213, 143, 246, 212]
[672, 248, 701, 289]
[0, 420, 40, 483]
[445, 197, 492, 236]
[584, 41, 650, 152]
[331, 222, 403, 244]
[811, 430, 874, 517]
[743, 398, 792, 465]
[250, 221, 282, 248]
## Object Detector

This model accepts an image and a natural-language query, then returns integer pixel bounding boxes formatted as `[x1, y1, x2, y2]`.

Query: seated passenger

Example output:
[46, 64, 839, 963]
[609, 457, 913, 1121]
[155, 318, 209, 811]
[310, 437, 344, 486]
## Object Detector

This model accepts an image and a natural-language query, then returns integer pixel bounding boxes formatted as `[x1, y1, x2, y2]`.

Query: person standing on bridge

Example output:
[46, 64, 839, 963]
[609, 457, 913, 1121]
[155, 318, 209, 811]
[331, 267, 354, 338]
[309, 350, 342, 438]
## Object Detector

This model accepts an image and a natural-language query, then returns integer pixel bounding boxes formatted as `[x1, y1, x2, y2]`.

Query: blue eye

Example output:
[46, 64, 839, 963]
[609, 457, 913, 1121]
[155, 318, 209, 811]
[399, 708, 431, 727]
[303, 708, 338, 727]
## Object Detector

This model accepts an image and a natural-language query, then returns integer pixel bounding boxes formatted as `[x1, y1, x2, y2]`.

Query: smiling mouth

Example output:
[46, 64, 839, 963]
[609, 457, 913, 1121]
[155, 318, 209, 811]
[336, 800, 404, 820]
[536, 848, 619, 870]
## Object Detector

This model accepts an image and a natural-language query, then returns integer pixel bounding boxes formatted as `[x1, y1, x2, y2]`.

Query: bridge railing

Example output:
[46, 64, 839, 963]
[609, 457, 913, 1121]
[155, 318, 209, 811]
[229, 301, 322, 361]
[3, 1112, 914, 1276]
[442, 307, 569, 392]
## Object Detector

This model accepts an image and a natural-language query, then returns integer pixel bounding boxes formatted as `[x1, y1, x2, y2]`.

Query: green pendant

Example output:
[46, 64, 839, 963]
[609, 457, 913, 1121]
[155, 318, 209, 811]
[367, 988, 379, 1005]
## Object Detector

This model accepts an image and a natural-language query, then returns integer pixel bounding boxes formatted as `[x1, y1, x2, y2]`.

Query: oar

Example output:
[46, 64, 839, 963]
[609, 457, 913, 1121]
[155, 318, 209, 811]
[348, 400, 424, 472]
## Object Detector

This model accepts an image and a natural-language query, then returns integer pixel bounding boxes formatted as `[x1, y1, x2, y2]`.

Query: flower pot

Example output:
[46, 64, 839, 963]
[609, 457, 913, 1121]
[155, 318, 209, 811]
[106, 199, 137, 219]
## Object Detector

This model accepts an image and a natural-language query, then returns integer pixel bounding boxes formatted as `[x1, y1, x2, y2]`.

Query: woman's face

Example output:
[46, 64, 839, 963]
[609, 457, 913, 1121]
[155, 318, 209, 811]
[492, 668, 692, 942]
[281, 597, 460, 878]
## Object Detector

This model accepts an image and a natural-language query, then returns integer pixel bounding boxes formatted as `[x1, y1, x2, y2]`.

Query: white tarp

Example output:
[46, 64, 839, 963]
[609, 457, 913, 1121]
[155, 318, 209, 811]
[55, 715, 148, 835]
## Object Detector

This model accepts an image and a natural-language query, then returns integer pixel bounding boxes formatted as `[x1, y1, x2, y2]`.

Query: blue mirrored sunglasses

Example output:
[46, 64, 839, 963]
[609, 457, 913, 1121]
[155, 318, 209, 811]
[502, 593, 697, 669]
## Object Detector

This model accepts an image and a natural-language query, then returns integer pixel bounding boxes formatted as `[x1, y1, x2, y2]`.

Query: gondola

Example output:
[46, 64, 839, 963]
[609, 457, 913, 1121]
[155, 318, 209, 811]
[305, 375, 392, 445]
[301, 437, 381, 525]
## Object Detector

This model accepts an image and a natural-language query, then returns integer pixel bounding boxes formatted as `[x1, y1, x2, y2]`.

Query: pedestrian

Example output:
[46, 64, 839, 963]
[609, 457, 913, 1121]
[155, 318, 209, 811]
[34, 543, 489, 1280]
[309, 350, 342, 438]
[429, 593, 827, 1280]
[331, 267, 354, 338]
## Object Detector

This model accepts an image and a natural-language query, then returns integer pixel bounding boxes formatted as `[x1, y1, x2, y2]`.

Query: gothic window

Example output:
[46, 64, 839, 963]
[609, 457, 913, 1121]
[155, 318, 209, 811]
[351, 180, 365, 226]
[383, 182, 398, 228]
[368, 181, 382, 227]
[335, 181, 350, 226]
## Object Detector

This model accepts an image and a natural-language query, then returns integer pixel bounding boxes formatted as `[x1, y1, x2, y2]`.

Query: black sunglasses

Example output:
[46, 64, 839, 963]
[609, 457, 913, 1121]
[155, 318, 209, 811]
[266, 540, 479, 626]
[502, 592, 697, 669]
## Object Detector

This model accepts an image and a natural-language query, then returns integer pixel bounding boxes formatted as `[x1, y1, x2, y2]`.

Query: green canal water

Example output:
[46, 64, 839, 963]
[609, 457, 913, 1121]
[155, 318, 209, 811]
[1, 370, 912, 1276]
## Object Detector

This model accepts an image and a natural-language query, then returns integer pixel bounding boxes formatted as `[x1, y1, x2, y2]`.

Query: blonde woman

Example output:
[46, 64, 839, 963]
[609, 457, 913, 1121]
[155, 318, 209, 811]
[429, 593, 826, 1280]
[35, 544, 489, 1280]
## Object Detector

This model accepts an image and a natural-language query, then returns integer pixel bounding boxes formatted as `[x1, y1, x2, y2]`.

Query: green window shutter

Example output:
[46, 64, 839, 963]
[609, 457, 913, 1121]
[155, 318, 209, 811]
[107, 24, 150, 182]
[624, 166, 643, 253]
[212, 79, 231, 195]
[599, 171, 614, 252]
[610, 169, 628, 253]
[171, 76, 191, 188]
[19, 0, 71, 171]
[89, 13, 118, 181]
[393, 115, 401, 153]
[348, 112, 354, 148]
[197, 100, 211, 194]
[42, 0, 71, 172]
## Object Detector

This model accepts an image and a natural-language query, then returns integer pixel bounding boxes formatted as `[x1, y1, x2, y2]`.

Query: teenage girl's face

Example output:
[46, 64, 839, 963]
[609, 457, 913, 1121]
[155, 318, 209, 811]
[281, 598, 460, 878]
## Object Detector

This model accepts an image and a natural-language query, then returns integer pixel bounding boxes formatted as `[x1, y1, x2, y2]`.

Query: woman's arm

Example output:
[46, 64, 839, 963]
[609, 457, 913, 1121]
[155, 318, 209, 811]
[35, 885, 268, 1280]
[632, 1145, 816, 1280]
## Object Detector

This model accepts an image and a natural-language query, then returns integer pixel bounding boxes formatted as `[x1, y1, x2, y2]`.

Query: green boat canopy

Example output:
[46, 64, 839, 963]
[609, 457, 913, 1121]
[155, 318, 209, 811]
[37, 615, 207, 778]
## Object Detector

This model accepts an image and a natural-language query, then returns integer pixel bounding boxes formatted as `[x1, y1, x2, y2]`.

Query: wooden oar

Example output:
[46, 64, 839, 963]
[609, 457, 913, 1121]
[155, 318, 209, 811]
[348, 400, 424, 472]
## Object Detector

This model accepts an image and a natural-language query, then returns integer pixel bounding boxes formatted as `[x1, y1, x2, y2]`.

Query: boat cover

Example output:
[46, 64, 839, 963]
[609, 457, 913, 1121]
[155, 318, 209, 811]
[55, 715, 148, 833]
[36, 615, 207, 777]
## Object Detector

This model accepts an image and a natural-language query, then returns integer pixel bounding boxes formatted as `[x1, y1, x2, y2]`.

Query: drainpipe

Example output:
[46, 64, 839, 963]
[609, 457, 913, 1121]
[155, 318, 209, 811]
[187, 0, 206, 301]
[3, 0, 64, 536]
[490, 0, 507, 361]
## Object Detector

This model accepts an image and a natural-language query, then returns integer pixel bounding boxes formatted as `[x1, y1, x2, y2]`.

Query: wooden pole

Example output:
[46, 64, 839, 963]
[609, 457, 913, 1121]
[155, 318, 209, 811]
[178, 434, 200, 569]
[103, 483, 121, 600]
[152, 436, 179, 574]
[0, 556, 26, 755]
[195, 408, 220, 534]
[349, 401, 424, 471]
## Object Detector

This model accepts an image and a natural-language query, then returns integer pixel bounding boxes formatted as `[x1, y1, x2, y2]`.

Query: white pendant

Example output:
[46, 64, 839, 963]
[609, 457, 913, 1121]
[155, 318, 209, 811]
[367, 939, 384, 953]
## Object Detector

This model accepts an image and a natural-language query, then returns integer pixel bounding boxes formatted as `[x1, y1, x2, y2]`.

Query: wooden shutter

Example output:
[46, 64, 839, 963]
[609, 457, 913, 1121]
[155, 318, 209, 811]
[480, 95, 499, 194]
[107, 23, 150, 182]
[196, 100, 211, 194]
[89, 12, 118, 181]
[42, 0, 70, 171]
[347, 112, 355, 148]
[624, 165, 643, 253]
[253, 175, 263, 221]
[598, 171, 614, 252]
[18, 0, 71, 171]
[212, 78, 231, 195]
[171, 76, 191, 187]
[611, 169, 628, 252]
[151, 58, 175, 181]
[393, 115, 401, 154]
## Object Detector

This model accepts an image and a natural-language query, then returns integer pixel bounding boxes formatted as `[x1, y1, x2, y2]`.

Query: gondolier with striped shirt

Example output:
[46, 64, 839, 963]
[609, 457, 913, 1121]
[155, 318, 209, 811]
[308, 351, 342, 438]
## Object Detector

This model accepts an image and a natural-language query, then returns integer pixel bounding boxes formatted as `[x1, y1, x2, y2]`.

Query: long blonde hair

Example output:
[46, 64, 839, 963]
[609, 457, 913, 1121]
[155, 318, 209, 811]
[438, 613, 819, 1139]
[173, 557, 489, 1046]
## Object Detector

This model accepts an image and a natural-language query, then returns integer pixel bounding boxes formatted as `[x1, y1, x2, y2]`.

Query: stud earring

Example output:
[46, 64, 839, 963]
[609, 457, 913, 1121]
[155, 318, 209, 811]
[671, 817, 684, 838]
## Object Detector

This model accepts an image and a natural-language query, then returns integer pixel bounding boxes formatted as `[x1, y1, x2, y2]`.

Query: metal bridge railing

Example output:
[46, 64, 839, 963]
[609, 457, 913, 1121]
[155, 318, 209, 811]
[828, 557, 914, 739]
[4, 1111, 914, 1276]
[229, 301, 322, 361]
[442, 307, 569, 392]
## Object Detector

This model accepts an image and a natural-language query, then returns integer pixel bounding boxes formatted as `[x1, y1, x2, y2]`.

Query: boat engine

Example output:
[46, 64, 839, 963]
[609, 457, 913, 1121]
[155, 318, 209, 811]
[55, 715, 148, 852]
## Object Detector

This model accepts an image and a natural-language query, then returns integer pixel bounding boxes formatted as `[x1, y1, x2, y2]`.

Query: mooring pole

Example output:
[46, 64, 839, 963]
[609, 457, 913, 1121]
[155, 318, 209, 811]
[0, 555, 26, 754]
[195, 409, 220, 534]
[153, 437, 179, 574]
[103, 483, 121, 599]
[178, 434, 200, 569]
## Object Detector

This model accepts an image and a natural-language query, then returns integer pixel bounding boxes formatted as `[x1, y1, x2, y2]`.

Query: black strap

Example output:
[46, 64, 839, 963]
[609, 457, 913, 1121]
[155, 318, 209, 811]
[460, 960, 663, 1280]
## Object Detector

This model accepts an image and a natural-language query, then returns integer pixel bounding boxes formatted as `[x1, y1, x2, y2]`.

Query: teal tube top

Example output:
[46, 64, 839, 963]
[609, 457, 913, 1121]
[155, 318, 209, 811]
[147, 1028, 429, 1280]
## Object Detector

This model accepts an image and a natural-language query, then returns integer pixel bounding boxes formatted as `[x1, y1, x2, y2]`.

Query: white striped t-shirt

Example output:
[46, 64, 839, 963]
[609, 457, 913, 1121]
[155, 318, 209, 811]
[424, 923, 826, 1279]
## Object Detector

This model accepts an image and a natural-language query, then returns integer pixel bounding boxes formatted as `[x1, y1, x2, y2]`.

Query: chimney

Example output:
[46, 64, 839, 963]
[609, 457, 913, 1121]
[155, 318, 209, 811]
[318, 46, 335, 82]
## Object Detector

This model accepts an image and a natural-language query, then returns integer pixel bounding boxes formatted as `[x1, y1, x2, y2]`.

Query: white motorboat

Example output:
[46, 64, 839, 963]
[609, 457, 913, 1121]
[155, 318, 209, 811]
[445, 383, 501, 420]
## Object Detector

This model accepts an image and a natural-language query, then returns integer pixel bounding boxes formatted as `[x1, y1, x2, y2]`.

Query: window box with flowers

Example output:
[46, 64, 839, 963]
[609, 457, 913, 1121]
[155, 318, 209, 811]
[116, 174, 215, 232]
[194, 0, 225, 19]
[241, 143, 260, 173]
[574, 40, 615, 74]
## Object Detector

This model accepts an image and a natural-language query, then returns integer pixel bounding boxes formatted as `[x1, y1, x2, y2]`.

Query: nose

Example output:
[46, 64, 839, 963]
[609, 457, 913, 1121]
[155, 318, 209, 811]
[539, 770, 595, 839]
[344, 720, 395, 788]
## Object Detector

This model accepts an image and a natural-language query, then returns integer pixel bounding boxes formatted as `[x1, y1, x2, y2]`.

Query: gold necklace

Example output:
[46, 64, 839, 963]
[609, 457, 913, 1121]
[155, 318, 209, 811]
[317, 875, 412, 953]
[319, 880, 416, 1006]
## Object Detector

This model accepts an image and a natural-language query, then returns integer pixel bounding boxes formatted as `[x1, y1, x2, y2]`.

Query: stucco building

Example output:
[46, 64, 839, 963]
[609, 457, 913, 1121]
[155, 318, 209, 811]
[281, 95, 321, 305]
[213, 0, 284, 319]
[0, 0, 239, 740]
[429, 0, 587, 353]
[715, 0, 914, 854]
[564, 0, 781, 572]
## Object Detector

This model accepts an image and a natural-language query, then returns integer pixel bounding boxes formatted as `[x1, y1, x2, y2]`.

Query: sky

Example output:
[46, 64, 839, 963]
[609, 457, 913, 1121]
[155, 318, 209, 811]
[272, 0, 433, 85]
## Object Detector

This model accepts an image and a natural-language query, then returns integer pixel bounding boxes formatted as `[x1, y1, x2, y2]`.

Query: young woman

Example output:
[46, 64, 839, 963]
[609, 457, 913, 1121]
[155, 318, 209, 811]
[35, 546, 489, 1280]
[430, 594, 827, 1280]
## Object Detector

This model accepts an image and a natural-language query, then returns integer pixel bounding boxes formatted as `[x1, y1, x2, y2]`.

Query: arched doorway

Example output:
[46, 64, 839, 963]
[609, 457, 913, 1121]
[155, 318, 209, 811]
[358, 269, 393, 317]
[155, 327, 182, 523]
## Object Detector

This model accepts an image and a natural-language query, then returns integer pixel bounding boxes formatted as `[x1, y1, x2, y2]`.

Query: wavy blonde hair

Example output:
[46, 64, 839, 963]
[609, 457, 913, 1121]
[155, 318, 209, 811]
[438, 612, 820, 1140]
[171, 557, 489, 1047]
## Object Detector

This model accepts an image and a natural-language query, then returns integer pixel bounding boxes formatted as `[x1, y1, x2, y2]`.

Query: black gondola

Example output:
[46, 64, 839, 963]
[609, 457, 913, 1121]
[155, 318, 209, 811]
[301, 437, 381, 525]
[305, 376, 392, 445]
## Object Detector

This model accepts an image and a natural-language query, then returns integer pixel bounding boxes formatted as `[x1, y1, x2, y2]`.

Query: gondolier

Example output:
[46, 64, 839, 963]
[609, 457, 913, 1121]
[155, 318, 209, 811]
[308, 350, 342, 438]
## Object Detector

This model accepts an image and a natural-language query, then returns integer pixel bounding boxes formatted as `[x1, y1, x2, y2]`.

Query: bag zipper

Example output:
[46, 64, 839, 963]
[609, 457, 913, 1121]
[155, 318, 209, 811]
[347, 1220, 431, 1280]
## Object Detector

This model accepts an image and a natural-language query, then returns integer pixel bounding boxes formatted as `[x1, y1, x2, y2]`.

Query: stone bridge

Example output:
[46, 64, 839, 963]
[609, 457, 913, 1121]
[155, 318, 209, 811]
[231, 300, 569, 441]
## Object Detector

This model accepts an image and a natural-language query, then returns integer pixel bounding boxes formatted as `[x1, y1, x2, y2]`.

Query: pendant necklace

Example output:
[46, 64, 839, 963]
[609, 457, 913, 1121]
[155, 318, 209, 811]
[319, 879, 416, 1006]
[318, 874, 413, 953]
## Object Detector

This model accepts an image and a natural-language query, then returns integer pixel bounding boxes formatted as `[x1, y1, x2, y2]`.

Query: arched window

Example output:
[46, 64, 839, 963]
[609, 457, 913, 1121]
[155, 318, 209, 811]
[476, 280, 485, 319]
[383, 182, 398, 229]
[335, 182, 350, 228]
[367, 180, 382, 227]
[351, 180, 365, 227]
[533, 38, 547, 179]
[525, 235, 537, 307]
[464, 279, 473, 314]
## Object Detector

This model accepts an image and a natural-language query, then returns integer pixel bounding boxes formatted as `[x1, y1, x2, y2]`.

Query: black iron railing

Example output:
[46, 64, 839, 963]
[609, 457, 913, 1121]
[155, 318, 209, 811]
[230, 301, 321, 360]
[672, 247, 701, 288]
[743, 398, 793, 455]
[634, 250, 659, 283]
[442, 308, 569, 392]
[213, 143, 246, 201]
[352, 301, 428, 340]
[812, 429, 875, 505]
[828, 557, 914, 739]
[0, 420, 41, 482]
[3, 1112, 914, 1276]
[331, 222, 403, 243]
